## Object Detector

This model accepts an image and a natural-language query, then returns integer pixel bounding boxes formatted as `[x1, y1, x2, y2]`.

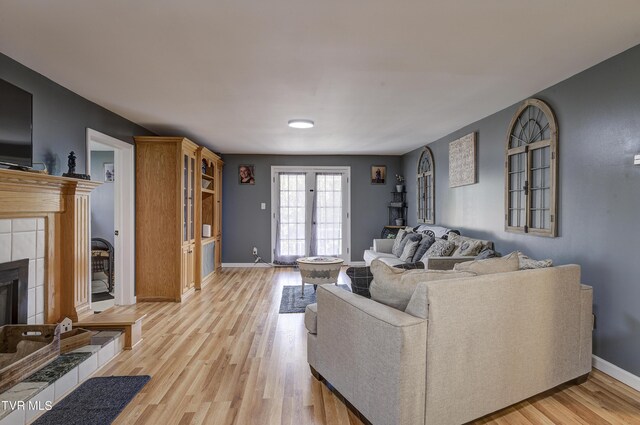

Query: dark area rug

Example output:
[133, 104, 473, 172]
[279, 284, 350, 314]
[32, 375, 150, 425]
[92, 291, 115, 302]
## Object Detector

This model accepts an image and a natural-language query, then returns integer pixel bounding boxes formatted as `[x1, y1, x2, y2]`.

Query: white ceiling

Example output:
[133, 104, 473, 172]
[2, 1, 640, 155]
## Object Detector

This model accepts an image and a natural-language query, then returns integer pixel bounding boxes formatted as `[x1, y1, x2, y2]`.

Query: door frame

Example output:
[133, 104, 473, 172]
[270, 166, 351, 263]
[86, 128, 136, 306]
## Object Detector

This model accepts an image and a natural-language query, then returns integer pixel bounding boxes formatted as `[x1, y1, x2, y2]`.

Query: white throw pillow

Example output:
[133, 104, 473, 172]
[517, 251, 553, 269]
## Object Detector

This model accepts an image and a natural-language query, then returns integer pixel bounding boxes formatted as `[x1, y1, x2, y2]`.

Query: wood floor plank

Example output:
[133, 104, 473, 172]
[95, 267, 640, 425]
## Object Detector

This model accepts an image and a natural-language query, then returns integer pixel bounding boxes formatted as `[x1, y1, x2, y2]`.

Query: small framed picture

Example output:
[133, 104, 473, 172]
[104, 163, 114, 182]
[239, 164, 255, 185]
[371, 165, 386, 184]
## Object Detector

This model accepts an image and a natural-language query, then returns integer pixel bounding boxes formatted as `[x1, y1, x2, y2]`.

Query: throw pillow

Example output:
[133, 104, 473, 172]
[345, 262, 426, 299]
[476, 249, 501, 260]
[518, 252, 553, 269]
[391, 228, 408, 257]
[370, 260, 476, 310]
[448, 233, 491, 257]
[399, 239, 419, 262]
[453, 251, 519, 275]
[411, 234, 436, 262]
[421, 239, 455, 259]
[395, 233, 421, 258]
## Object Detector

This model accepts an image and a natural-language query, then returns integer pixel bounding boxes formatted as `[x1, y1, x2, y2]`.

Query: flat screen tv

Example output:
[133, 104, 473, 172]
[0, 79, 33, 167]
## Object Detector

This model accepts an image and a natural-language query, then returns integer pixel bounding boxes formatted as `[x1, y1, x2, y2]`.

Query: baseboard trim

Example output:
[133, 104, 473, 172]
[222, 263, 271, 268]
[592, 355, 640, 391]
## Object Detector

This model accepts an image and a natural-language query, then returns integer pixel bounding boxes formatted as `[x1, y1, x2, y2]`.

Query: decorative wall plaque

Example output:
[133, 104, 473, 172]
[449, 132, 476, 187]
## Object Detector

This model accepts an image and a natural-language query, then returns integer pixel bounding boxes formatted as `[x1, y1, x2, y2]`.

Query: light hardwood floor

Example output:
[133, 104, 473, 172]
[98, 267, 640, 425]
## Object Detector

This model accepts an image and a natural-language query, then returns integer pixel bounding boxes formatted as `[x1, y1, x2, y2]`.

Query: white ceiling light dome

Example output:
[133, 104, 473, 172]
[288, 119, 314, 129]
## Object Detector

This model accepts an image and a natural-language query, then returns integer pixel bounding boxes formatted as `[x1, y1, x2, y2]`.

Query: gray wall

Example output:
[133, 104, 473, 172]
[90, 151, 115, 245]
[0, 52, 153, 174]
[222, 155, 402, 263]
[402, 44, 640, 375]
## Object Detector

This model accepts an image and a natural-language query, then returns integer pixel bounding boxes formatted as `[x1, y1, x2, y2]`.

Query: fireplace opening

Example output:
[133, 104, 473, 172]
[0, 259, 29, 325]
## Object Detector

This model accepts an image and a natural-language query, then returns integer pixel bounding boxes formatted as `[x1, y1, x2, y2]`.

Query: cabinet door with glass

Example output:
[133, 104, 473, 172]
[182, 147, 197, 245]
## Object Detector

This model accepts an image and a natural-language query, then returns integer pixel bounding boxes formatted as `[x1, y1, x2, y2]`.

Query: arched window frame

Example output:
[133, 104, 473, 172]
[504, 98, 558, 237]
[417, 147, 435, 224]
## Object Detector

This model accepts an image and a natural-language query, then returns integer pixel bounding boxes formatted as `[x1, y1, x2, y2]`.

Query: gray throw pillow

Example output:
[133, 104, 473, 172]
[394, 233, 421, 258]
[421, 239, 455, 258]
[412, 235, 436, 262]
[399, 239, 420, 262]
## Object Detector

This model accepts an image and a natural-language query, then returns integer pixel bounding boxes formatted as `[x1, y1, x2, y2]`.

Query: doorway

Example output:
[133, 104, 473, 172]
[270, 166, 351, 264]
[86, 129, 135, 311]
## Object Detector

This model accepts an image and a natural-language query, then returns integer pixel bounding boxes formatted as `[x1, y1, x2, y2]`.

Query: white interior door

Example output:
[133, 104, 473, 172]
[271, 167, 350, 263]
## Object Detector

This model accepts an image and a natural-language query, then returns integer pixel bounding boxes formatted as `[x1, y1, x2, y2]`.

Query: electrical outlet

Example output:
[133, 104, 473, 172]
[634, 154, 640, 165]
[252, 247, 258, 256]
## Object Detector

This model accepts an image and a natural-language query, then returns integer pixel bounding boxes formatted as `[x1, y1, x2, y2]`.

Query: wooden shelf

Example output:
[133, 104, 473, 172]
[202, 174, 214, 180]
[202, 188, 215, 195]
[201, 236, 216, 245]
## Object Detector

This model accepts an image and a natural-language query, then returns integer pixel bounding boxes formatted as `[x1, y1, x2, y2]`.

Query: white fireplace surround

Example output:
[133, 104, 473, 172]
[0, 218, 46, 324]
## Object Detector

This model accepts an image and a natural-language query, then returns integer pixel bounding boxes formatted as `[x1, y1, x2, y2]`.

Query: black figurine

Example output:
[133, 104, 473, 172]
[67, 151, 76, 174]
[62, 150, 90, 180]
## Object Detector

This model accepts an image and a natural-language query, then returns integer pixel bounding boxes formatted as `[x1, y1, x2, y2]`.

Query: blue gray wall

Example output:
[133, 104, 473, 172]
[222, 155, 402, 263]
[0, 52, 153, 175]
[402, 45, 640, 376]
[90, 151, 115, 246]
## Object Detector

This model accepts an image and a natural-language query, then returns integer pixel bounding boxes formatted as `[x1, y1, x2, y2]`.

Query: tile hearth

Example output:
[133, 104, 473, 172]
[0, 330, 125, 425]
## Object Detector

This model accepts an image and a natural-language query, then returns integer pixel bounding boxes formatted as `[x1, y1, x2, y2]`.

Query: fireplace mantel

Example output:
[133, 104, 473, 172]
[0, 169, 101, 322]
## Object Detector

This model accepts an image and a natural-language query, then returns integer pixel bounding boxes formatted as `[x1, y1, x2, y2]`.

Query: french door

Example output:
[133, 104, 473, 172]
[271, 167, 351, 264]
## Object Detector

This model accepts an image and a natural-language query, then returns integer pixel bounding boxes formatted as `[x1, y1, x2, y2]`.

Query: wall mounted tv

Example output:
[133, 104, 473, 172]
[0, 79, 33, 167]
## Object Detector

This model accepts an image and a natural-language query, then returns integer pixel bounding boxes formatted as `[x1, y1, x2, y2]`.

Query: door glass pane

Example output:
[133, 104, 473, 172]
[315, 174, 342, 256]
[278, 173, 306, 256]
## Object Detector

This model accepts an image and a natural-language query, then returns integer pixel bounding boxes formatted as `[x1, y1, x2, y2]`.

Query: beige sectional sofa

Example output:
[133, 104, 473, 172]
[305, 264, 593, 425]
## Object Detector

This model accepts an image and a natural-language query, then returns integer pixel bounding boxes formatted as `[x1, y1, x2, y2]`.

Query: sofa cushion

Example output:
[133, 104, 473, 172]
[364, 249, 397, 266]
[411, 234, 436, 262]
[378, 256, 407, 267]
[448, 233, 492, 257]
[518, 251, 553, 269]
[399, 239, 420, 262]
[370, 259, 475, 310]
[394, 232, 421, 257]
[453, 251, 519, 275]
[421, 238, 455, 259]
[305, 303, 318, 334]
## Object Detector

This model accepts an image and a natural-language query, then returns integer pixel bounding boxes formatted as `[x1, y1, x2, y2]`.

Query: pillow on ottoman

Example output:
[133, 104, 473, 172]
[453, 251, 519, 275]
[370, 260, 476, 310]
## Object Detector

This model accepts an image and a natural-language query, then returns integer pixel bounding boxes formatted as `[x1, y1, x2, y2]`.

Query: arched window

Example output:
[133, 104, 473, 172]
[505, 98, 558, 237]
[417, 147, 435, 224]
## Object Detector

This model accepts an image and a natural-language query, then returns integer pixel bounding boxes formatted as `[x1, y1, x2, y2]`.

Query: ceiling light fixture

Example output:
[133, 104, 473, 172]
[288, 119, 314, 129]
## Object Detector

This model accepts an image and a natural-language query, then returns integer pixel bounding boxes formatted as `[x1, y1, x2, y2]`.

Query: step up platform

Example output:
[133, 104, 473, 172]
[74, 312, 147, 350]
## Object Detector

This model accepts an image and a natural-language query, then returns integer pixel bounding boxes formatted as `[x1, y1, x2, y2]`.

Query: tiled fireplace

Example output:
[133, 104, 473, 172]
[0, 218, 46, 324]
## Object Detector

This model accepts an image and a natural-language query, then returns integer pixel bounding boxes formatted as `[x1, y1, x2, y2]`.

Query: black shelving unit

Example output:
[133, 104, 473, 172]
[388, 190, 407, 226]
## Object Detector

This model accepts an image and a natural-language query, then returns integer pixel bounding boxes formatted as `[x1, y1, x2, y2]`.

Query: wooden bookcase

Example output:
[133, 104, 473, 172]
[196, 147, 223, 289]
[134, 137, 223, 302]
